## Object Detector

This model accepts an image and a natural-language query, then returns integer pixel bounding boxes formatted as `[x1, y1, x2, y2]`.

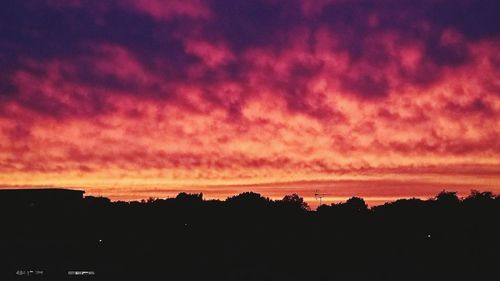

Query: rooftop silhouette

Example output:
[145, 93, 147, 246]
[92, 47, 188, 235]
[0, 188, 84, 208]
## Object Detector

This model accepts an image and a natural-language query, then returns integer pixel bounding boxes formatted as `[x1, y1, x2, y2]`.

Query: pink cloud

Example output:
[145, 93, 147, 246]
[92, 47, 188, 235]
[125, 0, 211, 21]
[184, 40, 235, 67]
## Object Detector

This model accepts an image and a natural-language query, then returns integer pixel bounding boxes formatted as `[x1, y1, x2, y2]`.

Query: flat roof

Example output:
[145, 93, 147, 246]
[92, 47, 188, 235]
[0, 188, 85, 193]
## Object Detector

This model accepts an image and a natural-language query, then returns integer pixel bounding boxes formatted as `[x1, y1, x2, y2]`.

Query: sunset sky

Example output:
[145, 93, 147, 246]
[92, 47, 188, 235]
[1, 0, 500, 206]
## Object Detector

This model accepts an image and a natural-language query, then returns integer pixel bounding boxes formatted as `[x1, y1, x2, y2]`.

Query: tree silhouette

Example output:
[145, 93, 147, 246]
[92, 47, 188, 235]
[435, 190, 460, 205]
[226, 192, 271, 208]
[279, 193, 310, 210]
[176, 192, 203, 203]
[0, 188, 498, 281]
[344, 196, 368, 212]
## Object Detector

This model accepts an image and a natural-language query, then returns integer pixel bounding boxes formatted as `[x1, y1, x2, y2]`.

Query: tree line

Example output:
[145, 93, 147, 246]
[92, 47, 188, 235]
[0, 189, 498, 281]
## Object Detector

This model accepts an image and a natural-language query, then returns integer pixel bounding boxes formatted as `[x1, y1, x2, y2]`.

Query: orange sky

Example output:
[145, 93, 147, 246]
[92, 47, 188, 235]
[1, 1, 500, 206]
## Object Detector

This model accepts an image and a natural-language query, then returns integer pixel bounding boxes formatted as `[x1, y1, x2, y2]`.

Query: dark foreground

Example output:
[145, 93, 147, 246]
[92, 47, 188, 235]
[0, 189, 499, 281]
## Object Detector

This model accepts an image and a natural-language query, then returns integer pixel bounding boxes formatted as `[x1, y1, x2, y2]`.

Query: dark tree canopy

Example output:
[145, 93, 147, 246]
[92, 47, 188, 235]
[280, 193, 310, 210]
[0, 189, 498, 281]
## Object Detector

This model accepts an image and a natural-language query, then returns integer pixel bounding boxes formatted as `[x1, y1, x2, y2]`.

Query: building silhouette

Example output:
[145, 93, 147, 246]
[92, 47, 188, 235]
[0, 188, 84, 208]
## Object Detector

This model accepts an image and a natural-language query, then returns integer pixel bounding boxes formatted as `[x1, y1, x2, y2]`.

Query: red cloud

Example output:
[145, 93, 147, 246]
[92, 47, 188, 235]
[1, 1, 500, 202]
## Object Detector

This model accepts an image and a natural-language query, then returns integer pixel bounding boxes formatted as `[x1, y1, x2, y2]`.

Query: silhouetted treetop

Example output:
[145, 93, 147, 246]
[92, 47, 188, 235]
[176, 192, 203, 202]
[466, 190, 494, 201]
[435, 190, 460, 205]
[226, 192, 272, 208]
[279, 193, 310, 210]
[344, 196, 368, 212]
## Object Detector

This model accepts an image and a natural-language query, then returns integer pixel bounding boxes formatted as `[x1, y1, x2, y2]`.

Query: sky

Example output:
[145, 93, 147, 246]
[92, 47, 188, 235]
[1, 0, 500, 206]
